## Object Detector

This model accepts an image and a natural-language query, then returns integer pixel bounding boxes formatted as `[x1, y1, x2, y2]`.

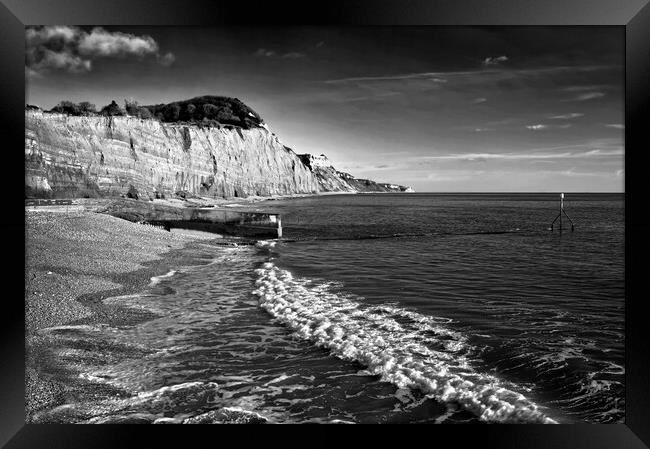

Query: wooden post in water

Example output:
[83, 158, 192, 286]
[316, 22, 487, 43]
[277, 216, 282, 239]
[559, 193, 563, 232]
[550, 192, 575, 232]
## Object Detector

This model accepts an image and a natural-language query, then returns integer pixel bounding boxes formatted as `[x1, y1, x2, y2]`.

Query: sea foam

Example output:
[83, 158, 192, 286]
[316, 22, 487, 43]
[149, 269, 177, 286]
[252, 261, 557, 424]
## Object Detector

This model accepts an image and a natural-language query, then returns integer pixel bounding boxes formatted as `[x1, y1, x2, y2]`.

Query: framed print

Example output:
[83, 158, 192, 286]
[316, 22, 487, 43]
[2, 0, 649, 447]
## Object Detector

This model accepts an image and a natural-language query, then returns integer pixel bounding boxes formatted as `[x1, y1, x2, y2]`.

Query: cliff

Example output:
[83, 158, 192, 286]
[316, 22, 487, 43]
[25, 109, 413, 199]
[297, 153, 413, 193]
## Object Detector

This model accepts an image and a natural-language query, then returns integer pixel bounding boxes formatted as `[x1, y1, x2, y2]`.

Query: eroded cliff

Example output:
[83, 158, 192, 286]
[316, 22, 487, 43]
[25, 109, 413, 199]
[26, 111, 319, 199]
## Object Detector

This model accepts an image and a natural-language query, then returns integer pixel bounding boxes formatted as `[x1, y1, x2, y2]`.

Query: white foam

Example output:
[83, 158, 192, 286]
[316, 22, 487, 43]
[252, 262, 557, 424]
[149, 269, 177, 286]
[255, 240, 277, 249]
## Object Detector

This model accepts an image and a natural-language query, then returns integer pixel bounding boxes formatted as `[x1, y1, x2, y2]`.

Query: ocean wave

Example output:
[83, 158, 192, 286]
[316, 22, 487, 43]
[252, 260, 557, 424]
[32, 381, 221, 423]
[149, 269, 178, 286]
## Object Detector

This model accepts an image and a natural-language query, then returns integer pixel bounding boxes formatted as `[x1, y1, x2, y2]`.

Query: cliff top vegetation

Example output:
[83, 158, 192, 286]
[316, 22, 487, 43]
[27, 95, 264, 129]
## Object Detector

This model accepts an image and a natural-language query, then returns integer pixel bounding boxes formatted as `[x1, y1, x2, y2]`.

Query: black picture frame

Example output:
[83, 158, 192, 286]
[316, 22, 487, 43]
[2, 0, 649, 447]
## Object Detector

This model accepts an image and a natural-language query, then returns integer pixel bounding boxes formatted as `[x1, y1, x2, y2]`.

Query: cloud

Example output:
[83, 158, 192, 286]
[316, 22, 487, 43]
[158, 52, 176, 67]
[282, 52, 305, 59]
[78, 28, 159, 57]
[324, 64, 613, 85]
[616, 169, 624, 177]
[605, 123, 624, 129]
[325, 72, 454, 84]
[254, 48, 276, 57]
[472, 97, 487, 104]
[422, 147, 623, 162]
[548, 113, 583, 119]
[563, 85, 606, 92]
[565, 92, 605, 101]
[473, 127, 493, 132]
[255, 48, 305, 58]
[315, 41, 325, 48]
[526, 124, 548, 130]
[344, 91, 401, 102]
[558, 168, 603, 177]
[25, 26, 174, 75]
[483, 55, 508, 66]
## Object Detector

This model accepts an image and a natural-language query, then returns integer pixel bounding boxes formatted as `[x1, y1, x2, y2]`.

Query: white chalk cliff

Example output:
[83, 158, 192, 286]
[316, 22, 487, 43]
[25, 109, 413, 199]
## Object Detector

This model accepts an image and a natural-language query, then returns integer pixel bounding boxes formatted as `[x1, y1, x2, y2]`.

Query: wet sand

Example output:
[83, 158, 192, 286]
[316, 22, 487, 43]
[25, 208, 226, 419]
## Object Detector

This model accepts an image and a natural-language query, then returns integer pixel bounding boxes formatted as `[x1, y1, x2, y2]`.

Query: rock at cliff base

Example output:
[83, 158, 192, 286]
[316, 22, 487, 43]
[126, 185, 139, 200]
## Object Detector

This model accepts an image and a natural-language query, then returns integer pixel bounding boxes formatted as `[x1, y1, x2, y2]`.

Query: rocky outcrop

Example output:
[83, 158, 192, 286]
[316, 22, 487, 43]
[296, 154, 356, 193]
[25, 109, 413, 199]
[297, 153, 413, 193]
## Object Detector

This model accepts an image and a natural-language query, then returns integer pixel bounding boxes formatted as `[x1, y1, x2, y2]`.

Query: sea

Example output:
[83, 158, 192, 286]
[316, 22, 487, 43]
[33, 193, 625, 424]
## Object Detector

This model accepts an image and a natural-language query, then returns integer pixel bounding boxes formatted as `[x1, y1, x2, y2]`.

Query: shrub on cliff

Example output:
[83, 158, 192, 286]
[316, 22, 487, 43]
[49, 101, 97, 116]
[144, 95, 264, 129]
[124, 99, 153, 119]
[164, 104, 181, 122]
[50, 101, 81, 115]
[100, 100, 126, 117]
[138, 107, 153, 119]
[78, 102, 97, 115]
[185, 103, 196, 119]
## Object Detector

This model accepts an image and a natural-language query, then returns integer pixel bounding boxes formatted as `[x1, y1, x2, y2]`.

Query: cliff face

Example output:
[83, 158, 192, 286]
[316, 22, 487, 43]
[25, 110, 413, 199]
[297, 153, 413, 194]
[26, 111, 319, 199]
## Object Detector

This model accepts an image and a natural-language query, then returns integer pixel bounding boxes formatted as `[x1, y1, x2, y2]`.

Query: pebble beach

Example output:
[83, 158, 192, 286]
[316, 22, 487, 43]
[25, 208, 219, 419]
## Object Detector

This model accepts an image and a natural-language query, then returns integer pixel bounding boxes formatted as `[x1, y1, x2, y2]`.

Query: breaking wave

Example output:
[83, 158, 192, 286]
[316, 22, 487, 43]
[149, 269, 177, 286]
[252, 260, 558, 424]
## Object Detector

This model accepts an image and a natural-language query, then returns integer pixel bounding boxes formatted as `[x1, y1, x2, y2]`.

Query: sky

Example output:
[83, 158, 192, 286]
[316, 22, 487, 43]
[25, 26, 624, 192]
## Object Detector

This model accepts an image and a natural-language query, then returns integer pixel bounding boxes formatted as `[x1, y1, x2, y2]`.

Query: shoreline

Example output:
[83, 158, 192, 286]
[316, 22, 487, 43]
[25, 208, 245, 419]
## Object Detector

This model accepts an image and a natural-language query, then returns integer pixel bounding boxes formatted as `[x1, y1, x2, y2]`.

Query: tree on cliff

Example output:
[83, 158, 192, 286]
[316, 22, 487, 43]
[78, 102, 97, 115]
[50, 101, 81, 115]
[164, 104, 181, 122]
[100, 100, 126, 116]
[143, 96, 263, 128]
[50, 101, 97, 116]
[124, 99, 153, 119]
[185, 103, 196, 117]
[202, 103, 219, 119]
[124, 99, 140, 116]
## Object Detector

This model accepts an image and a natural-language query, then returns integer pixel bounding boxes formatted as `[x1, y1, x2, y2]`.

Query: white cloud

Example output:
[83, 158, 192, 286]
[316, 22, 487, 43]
[472, 97, 487, 104]
[78, 28, 159, 57]
[324, 65, 613, 84]
[282, 52, 306, 59]
[255, 48, 305, 58]
[158, 52, 176, 67]
[422, 147, 623, 162]
[254, 48, 276, 57]
[527, 123, 572, 130]
[605, 123, 624, 129]
[564, 92, 605, 102]
[548, 113, 583, 119]
[25, 26, 174, 74]
[483, 55, 508, 66]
